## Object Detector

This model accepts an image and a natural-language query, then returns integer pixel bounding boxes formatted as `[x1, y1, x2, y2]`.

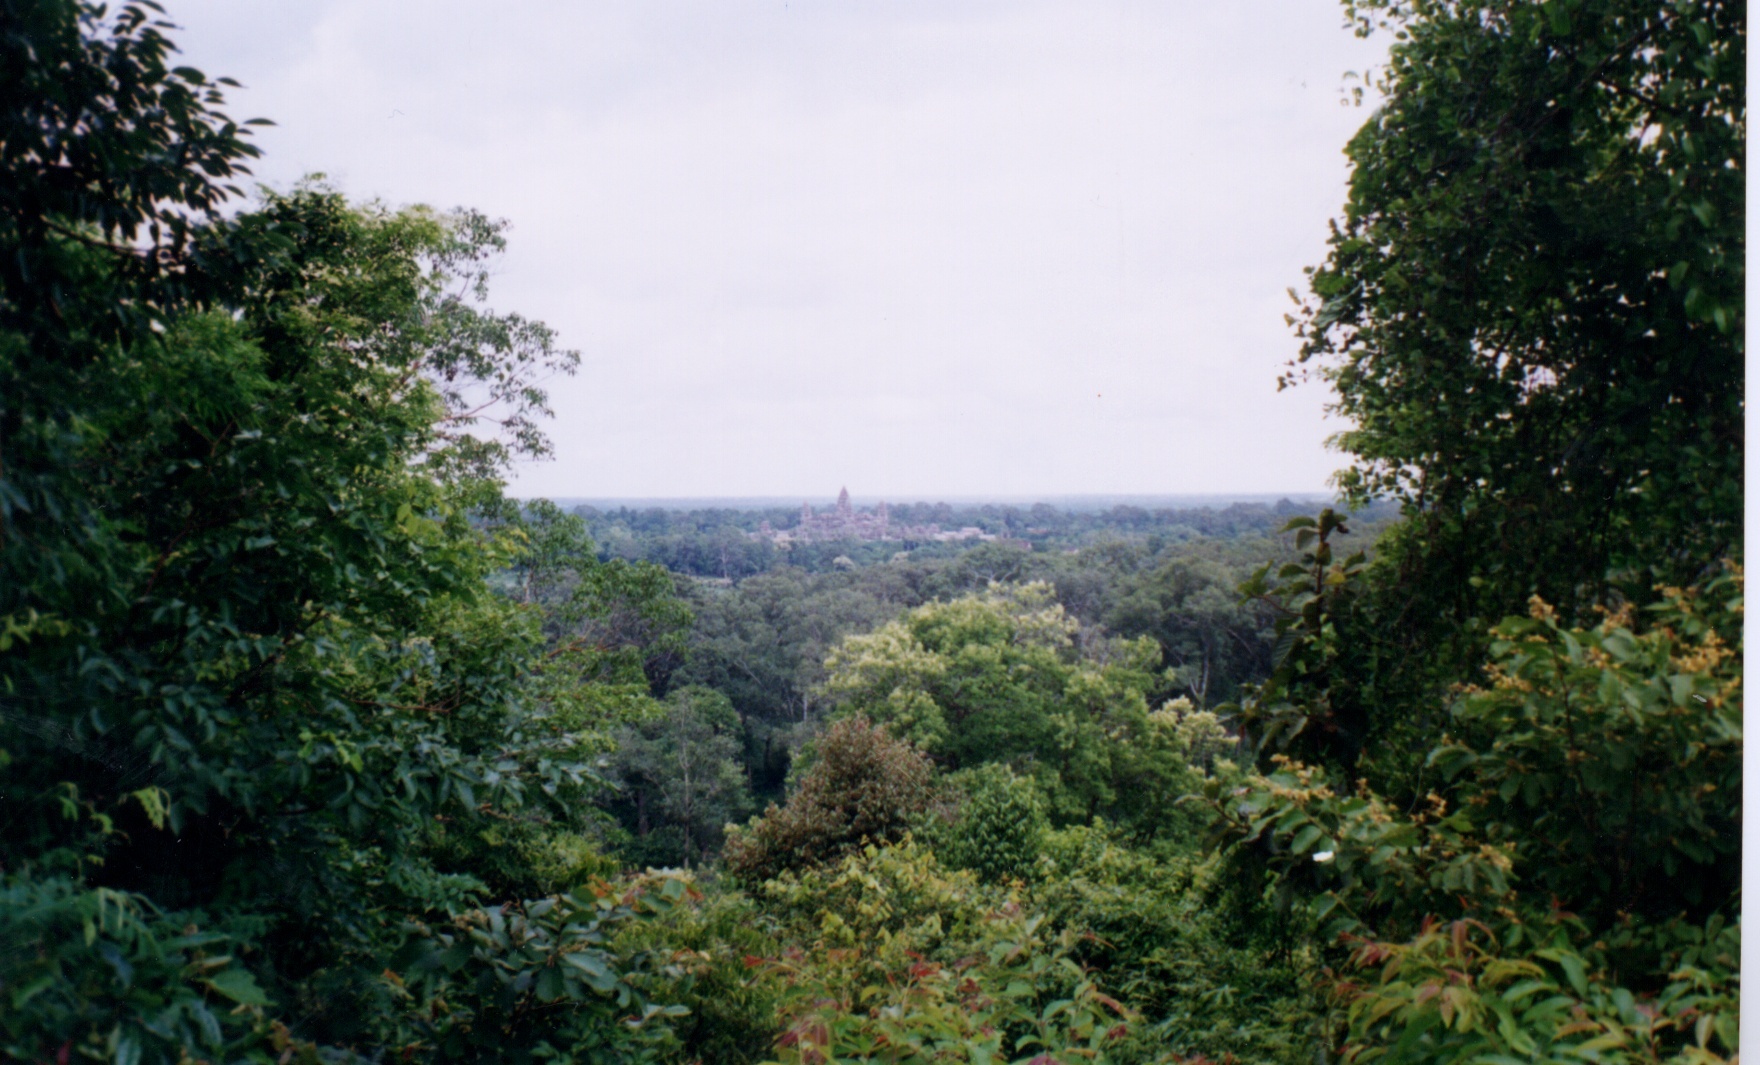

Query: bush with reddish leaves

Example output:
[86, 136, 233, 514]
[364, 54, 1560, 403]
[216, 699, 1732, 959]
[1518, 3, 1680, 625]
[722, 717, 936, 884]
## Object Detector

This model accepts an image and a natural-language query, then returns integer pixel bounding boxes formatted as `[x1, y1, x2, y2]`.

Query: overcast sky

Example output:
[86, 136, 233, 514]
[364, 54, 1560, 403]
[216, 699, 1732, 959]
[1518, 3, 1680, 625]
[169, 1, 1386, 501]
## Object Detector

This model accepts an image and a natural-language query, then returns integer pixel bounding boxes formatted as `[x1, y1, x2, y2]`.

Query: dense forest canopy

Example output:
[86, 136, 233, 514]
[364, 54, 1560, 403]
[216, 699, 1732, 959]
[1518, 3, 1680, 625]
[0, 1, 1740, 1064]
[570, 498, 1342, 581]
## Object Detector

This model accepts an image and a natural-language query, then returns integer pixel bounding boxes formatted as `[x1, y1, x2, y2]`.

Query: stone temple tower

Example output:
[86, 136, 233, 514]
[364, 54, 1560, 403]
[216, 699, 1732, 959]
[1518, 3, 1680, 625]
[836, 486, 852, 518]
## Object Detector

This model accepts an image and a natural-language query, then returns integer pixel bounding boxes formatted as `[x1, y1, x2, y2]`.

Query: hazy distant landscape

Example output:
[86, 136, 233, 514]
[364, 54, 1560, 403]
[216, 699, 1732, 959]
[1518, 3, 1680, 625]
[549, 492, 1336, 512]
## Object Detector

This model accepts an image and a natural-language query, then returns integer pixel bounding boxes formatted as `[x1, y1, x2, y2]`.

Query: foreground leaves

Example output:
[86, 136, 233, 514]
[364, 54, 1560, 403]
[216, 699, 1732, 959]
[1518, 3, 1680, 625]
[1209, 573, 1742, 1065]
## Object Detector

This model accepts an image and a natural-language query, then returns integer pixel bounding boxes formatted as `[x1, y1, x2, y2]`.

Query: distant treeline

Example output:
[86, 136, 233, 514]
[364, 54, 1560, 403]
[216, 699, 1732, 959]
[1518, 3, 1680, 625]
[573, 498, 1386, 579]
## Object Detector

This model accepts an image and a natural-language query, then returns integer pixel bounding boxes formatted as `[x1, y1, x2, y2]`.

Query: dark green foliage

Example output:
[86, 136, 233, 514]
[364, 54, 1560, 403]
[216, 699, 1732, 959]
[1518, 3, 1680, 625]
[609, 885, 784, 1065]
[1433, 579, 1740, 938]
[0, 169, 634, 1046]
[0, 878, 285, 1065]
[1288, 0, 1745, 757]
[500, 499, 693, 691]
[1035, 824, 1317, 1065]
[0, 4, 688, 1056]
[1226, 509, 1374, 771]
[1102, 554, 1272, 707]
[1190, 2, 1749, 1062]
[609, 685, 752, 868]
[0, 0, 267, 349]
[387, 877, 694, 1063]
[677, 565, 901, 734]
[2, 0, 1742, 1062]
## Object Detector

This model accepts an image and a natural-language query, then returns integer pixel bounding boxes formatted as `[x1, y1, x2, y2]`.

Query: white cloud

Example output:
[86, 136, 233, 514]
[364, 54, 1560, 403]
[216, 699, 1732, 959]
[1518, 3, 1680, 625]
[169, 0, 1385, 499]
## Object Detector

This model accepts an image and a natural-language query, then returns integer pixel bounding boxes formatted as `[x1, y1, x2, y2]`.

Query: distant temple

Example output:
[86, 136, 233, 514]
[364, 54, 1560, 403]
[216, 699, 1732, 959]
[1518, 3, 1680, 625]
[753, 488, 1004, 545]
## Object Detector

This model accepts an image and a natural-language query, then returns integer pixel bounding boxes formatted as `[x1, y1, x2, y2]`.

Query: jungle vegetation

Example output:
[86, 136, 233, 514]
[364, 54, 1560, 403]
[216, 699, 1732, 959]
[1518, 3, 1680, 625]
[0, 1, 1740, 1063]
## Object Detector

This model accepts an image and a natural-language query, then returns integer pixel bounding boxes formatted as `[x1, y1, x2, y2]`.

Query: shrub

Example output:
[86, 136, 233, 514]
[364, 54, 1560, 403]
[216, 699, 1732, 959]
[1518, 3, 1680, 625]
[1035, 824, 1317, 1065]
[759, 838, 997, 956]
[936, 763, 1050, 883]
[722, 717, 935, 883]
[610, 877, 784, 1065]
[1205, 574, 1742, 1065]
[385, 875, 695, 1062]
[751, 842, 1135, 1065]
[0, 876, 291, 1065]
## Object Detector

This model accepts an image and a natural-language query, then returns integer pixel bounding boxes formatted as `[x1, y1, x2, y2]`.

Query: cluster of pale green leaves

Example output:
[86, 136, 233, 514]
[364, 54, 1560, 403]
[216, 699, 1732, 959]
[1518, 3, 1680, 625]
[755, 840, 1138, 1065]
[820, 583, 1192, 829]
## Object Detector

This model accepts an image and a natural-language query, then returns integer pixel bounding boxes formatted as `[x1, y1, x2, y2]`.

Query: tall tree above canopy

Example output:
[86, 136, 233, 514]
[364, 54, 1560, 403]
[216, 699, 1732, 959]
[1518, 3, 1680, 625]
[1293, 0, 1743, 625]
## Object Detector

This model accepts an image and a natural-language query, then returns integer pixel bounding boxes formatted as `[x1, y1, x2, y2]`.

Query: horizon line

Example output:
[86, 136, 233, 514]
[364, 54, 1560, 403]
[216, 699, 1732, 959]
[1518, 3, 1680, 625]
[520, 490, 1342, 510]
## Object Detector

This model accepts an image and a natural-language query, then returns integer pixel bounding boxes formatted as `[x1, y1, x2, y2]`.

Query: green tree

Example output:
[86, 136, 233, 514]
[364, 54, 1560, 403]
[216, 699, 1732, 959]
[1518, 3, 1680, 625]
[680, 567, 898, 726]
[611, 685, 752, 868]
[1105, 555, 1273, 707]
[1285, 0, 1743, 762]
[1197, 4, 1746, 1063]
[499, 498, 692, 697]
[0, 176, 633, 1052]
[675, 567, 903, 801]
[821, 583, 1183, 828]
[0, 6, 681, 1054]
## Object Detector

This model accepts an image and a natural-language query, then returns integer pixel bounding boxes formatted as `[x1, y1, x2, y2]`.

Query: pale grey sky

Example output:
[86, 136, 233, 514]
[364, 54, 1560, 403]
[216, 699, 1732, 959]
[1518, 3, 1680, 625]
[169, 1, 1386, 499]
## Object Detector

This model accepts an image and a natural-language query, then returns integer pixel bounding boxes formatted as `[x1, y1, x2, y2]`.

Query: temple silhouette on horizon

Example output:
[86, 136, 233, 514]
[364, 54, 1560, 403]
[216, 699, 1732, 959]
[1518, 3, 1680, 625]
[753, 487, 1003, 546]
